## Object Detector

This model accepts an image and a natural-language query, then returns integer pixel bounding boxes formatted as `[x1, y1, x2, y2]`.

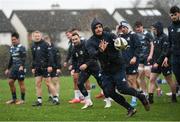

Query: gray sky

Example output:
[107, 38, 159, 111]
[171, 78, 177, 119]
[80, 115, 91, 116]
[0, 0, 151, 17]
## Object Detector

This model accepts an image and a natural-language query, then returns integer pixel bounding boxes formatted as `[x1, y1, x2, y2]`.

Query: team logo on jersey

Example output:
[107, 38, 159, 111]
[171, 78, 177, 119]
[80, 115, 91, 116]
[80, 50, 83, 55]
[154, 40, 159, 44]
[167, 71, 170, 74]
[20, 75, 24, 78]
[171, 29, 174, 32]
[122, 78, 126, 82]
[37, 46, 41, 50]
[132, 70, 136, 73]
[127, 37, 130, 41]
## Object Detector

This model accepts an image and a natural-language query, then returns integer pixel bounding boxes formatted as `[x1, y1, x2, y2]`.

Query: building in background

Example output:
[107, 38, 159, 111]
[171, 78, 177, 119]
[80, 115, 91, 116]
[113, 7, 170, 33]
[0, 10, 15, 46]
[10, 9, 117, 49]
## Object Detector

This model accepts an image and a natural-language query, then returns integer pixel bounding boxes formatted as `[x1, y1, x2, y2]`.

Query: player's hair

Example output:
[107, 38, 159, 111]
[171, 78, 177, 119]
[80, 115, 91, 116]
[72, 32, 80, 37]
[43, 34, 51, 41]
[134, 21, 143, 27]
[103, 26, 111, 32]
[32, 30, 42, 36]
[170, 6, 180, 14]
[66, 28, 79, 34]
[32, 30, 42, 35]
[11, 32, 19, 39]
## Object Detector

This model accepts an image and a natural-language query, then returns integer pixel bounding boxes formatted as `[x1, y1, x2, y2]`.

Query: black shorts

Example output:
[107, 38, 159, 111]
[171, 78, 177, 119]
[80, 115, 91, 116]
[34, 68, 49, 78]
[48, 68, 60, 78]
[151, 65, 172, 76]
[74, 68, 81, 73]
[126, 64, 138, 75]
[9, 67, 25, 81]
[139, 57, 151, 66]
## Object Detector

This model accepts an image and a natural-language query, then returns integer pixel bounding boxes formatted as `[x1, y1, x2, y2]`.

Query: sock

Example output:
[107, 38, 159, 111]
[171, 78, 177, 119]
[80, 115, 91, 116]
[78, 90, 84, 100]
[12, 92, 17, 100]
[57, 93, 59, 98]
[84, 96, 91, 101]
[87, 90, 91, 99]
[21, 92, 25, 101]
[131, 96, 137, 102]
[37, 97, 42, 103]
[172, 93, 176, 99]
[74, 90, 80, 99]
[49, 94, 53, 98]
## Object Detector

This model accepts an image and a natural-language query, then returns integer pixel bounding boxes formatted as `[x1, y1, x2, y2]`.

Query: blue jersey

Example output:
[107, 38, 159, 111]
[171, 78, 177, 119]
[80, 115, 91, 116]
[136, 30, 153, 59]
[8, 44, 26, 69]
[120, 31, 141, 64]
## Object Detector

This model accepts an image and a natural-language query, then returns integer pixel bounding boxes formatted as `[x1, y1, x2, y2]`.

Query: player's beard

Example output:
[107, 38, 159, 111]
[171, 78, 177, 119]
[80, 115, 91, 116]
[34, 39, 41, 42]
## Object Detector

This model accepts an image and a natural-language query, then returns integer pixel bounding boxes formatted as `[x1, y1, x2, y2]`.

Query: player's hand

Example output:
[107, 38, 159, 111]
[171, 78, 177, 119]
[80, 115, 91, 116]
[64, 62, 67, 67]
[162, 57, 169, 67]
[5, 69, 9, 76]
[68, 65, 72, 71]
[80, 64, 87, 71]
[70, 69, 75, 76]
[19, 66, 24, 71]
[99, 39, 108, 52]
[130, 57, 136, 65]
[56, 69, 62, 74]
[147, 55, 152, 62]
[153, 63, 159, 68]
[32, 68, 35, 74]
[47, 67, 53, 73]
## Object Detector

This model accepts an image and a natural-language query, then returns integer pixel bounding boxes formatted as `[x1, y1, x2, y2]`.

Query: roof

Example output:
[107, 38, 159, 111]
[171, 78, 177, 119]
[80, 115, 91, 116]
[113, 7, 171, 28]
[10, 9, 118, 32]
[0, 10, 15, 32]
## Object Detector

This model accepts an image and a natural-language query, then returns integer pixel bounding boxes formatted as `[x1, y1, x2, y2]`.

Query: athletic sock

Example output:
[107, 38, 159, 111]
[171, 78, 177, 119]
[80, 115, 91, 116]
[74, 90, 80, 99]
[131, 96, 137, 102]
[87, 90, 91, 99]
[12, 92, 17, 100]
[21, 92, 25, 101]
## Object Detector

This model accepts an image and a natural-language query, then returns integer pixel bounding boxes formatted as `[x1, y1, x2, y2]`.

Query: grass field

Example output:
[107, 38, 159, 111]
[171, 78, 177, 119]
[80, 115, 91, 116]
[0, 76, 180, 121]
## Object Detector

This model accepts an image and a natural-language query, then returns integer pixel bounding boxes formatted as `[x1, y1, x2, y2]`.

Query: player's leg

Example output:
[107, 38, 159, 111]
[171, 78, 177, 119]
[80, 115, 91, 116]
[149, 72, 159, 104]
[69, 72, 81, 103]
[6, 79, 17, 104]
[44, 76, 59, 105]
[163, 67, 177, 102]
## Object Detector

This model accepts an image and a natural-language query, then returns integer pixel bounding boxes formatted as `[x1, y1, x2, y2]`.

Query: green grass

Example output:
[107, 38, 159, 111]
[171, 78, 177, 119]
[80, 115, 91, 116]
[0, 76, 180, 121]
